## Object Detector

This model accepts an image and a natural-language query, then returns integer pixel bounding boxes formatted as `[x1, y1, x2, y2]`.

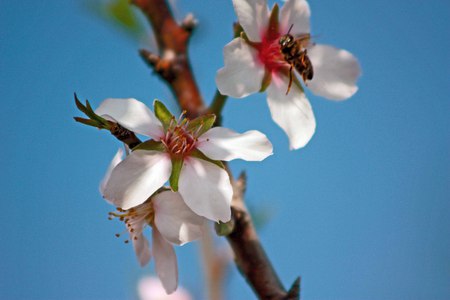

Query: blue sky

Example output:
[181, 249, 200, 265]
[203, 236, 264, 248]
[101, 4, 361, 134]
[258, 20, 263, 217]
[1, 0, 449, 299]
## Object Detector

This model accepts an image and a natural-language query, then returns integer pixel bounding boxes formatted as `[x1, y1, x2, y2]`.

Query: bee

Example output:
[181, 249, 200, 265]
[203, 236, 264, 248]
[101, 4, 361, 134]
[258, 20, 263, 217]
[279, 25, 314, 95]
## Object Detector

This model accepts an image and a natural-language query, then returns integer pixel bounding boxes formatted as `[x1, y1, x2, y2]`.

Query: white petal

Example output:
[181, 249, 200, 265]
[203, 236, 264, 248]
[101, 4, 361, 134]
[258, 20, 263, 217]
[178, 158, 232, 222]
[216, 38, 265, 98]
[197, 127, 273, 161]
[95, 98, 164, 139]
[307, 44, 361, 100]
[102, 151, 172, 210]
[132, 233, 151, 267]
[280, 0, 311, 35]
[152, 228, 178, 294]
[153, 191, 205, 246]
[232, 0, 269, 42]
[99, 148, 123, 197]
[266, 75, 316, 149]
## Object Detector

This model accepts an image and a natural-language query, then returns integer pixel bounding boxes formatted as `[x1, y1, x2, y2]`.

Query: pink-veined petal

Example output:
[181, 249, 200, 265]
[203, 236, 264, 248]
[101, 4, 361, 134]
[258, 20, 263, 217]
[99, 148, 124, 197]
[307, 44, 361, 100]
[95, 98, 164, 139]
[216, 38, 265, 98]
[132, 232, 151, 267]
[197, 127, 273, 161]
[232, 0, 269, 42]
[152, 228, 178, 294]
[280, 0, 311, 35]
[178, 158, 232, 222]
[153, 191, 205, 246]
[102, 151, 172, 210]
[266, 75, 316, 149]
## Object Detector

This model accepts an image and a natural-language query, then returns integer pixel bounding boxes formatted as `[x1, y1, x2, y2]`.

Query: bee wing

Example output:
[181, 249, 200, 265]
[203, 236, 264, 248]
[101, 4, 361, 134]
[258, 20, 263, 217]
[295, 33, 320, 48]
[294, 33, 312, 48]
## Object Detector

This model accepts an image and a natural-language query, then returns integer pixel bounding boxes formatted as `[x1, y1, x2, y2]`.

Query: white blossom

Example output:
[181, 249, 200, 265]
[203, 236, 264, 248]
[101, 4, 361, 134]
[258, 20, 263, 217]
[95, 98, 273, 222]
[102, 150, 205, 294]
[216, 0, 360, 149]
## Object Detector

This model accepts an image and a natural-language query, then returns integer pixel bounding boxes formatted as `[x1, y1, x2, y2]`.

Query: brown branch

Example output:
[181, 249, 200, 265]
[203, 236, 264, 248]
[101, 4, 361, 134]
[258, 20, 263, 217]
[108, 122, 141, 149]
[132, 0, 204, 118]
[227, 173, 300, 300]
[132, 1, 300, 299]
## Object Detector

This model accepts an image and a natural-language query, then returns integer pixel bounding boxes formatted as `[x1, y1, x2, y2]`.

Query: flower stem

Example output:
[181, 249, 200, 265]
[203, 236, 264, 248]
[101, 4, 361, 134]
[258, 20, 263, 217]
[209, 90, 228, 125]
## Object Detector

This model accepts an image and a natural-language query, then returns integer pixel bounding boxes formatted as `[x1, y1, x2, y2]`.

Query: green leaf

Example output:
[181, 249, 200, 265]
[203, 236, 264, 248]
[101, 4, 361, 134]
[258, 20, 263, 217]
[240, 32, 259, 49]
[73, 117, 102, 128]
[190, 149, 225, 170]
[74, 93, 89, 115]
[107, 0, 138, 30]
[82, 0, 146, 42]
[74, 93, 110, 129]
[154, 100, 174, 130]
[132, 140, 165, 152]
[267, 3, 279, 39]
[233, 22, 244, 38]
[169, 157, 183, 192]
[215, 219, 235, 236]
[187, 114, 216, 137]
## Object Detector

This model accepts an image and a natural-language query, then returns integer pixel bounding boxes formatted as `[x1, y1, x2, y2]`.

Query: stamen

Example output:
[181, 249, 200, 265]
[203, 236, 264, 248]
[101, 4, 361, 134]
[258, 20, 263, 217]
[108, 200, 155, 245]
[161, 112, 198, 158]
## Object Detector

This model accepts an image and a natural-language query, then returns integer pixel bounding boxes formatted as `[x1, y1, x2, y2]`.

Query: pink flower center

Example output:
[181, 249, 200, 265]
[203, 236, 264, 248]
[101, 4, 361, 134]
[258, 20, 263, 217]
[256, 34, 287, 73]
[161, 115, 198, 158]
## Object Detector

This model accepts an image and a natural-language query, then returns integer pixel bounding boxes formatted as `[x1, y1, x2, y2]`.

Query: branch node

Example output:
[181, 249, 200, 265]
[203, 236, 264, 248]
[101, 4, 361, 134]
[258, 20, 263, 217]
[139, 49, 175, 81]
[284, 277, 301, 300]
[181, 13, 198, 33]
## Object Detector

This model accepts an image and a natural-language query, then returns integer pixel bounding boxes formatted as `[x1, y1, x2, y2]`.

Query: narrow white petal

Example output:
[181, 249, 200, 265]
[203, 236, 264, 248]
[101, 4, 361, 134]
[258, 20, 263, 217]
[152, 228, 178, 294]
[99, 148, 124, 197]
[307, 44, 361, 100]
[197, 127, 273, 161]
[232, 0, 269, 42]
[95, 98, 164, 139]
[216, 38, 265, 98]
[178, 158, 232, 222]
[132, 232, 151, 267]
[266, 75, 316, 149]
[103, 151, 172, 210]
[153, 191, 205, 245]
[280, 0, 311, 35]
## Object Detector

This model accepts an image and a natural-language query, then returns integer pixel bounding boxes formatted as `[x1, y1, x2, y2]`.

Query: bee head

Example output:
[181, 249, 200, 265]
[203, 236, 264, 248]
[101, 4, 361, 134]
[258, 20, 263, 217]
[279, 34, 294, 48]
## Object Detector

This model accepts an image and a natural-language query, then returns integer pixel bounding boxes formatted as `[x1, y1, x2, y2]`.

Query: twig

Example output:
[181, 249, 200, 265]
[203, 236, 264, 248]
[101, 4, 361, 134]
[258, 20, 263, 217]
[209, 90, 228, 126]
[132, 0, 204, 118]
[227, 173, 299, 300]
[109, 122, 141, 149]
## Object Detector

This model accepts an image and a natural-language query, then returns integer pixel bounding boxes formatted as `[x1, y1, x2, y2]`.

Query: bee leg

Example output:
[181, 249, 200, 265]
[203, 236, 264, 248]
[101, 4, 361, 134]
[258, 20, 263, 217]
[286, 65, 293, 95]
[302, 73, 308, 84]
[299, 51, 308, 85]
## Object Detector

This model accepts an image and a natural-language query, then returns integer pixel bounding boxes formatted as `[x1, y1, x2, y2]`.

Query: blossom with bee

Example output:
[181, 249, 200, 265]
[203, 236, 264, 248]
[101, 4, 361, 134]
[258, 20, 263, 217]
[216, 0, 361, 149]
[102, 149, 205, 294]
[95, 98, 273, 222]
